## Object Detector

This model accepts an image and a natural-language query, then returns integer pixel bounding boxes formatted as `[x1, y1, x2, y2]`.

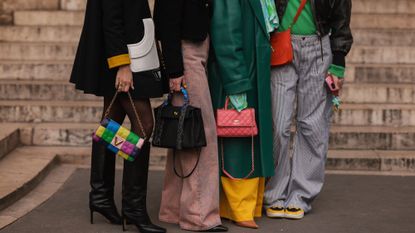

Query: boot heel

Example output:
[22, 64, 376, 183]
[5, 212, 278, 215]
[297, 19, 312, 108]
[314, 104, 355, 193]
[122, 215, 126, 231]
[90, 210, 94, 224]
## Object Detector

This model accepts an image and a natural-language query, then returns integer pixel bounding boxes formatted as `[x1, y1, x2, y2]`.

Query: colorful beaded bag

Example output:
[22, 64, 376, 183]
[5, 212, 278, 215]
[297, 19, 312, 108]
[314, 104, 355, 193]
[92, 91, 147, 162]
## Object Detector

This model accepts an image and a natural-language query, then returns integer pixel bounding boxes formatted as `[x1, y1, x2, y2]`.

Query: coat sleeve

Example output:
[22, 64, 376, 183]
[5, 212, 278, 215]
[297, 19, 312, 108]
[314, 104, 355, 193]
[210, 0, 252, 95]
[154, 0, 184, 79]
[102, 0, 130, 69]
[329, 0, 353, 67]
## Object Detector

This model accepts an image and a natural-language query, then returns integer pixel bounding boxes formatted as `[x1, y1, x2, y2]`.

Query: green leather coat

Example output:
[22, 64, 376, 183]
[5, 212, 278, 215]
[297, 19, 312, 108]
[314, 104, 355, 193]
[208, 0, 274, 178]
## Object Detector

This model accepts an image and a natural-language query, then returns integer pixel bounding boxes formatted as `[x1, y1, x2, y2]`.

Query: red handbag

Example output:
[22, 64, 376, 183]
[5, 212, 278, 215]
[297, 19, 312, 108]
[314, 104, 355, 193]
[270, 0, 307, 66]
[216, 97, 258, 180]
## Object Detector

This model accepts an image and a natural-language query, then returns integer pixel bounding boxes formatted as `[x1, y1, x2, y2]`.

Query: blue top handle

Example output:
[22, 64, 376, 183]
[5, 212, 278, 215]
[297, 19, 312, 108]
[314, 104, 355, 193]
[165, 87, 190, 107]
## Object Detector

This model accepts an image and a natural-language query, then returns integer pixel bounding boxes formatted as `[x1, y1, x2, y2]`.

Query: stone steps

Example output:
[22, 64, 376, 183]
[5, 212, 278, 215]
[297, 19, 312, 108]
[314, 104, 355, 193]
[1, 80, 413, 103]
[334, 104, 415, 126]
[352, 13, 415, 29]
[1, 100, 414, 126]
[348, 46, 415, 64]
[347, 64, 415, 84]
[0, 76, 413, 101]
[0, 147, 58, 211]
[8, 0, 414, 14]
[0, 42, 76, 61]
[353, 0, 415, 14]
[0, 26, 81, 43]
[14, 123, 415, 150]
[11, 10, 415, 29]
[0, 126, 19, 160]
[14, 11, 84, 26]
[1, 43, 413, 64]
[326, 150, 415, 172]
[0, 61, 413, 84]
[2, 26, 414, 46]
[0, 60, 73, 81]
[0, 99, 159, 123]
[57, 145, 415, 173]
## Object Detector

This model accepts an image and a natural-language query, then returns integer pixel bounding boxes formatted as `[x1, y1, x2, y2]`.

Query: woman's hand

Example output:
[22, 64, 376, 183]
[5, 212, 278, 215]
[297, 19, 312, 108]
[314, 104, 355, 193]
[169, 76, 186, 92]
[115, 65, 134, 92]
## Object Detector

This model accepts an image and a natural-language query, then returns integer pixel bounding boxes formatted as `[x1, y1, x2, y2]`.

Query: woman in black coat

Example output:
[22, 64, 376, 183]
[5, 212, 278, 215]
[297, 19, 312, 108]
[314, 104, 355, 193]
[70, 0, 167, 232]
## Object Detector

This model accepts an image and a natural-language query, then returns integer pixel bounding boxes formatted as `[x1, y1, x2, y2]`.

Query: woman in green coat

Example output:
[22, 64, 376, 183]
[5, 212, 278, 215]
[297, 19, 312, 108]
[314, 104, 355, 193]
[208, 0, 277, 229]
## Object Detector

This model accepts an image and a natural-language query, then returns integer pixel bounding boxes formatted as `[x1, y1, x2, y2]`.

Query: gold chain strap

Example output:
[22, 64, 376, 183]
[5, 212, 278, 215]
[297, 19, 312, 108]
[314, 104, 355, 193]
[103, 91, 147, 140]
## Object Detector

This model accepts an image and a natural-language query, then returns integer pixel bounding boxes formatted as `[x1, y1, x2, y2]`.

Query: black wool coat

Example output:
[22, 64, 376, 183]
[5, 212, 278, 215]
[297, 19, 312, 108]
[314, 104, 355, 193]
[70, 0, 167, 98]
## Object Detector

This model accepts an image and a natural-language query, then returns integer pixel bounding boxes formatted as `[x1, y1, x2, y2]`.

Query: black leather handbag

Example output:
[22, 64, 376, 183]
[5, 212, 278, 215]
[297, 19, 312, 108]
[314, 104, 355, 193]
[152, 88, 206, 178]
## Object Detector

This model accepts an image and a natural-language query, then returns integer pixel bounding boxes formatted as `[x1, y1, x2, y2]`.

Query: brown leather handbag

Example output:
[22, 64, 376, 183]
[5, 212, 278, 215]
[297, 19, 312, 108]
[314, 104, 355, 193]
[270, 0, 308, 66]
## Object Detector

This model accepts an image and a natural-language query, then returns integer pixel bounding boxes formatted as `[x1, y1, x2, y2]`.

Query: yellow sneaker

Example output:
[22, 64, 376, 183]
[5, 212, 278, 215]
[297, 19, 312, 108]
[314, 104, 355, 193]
[266, 206, 285, 218]
[285, 207, 304, 219]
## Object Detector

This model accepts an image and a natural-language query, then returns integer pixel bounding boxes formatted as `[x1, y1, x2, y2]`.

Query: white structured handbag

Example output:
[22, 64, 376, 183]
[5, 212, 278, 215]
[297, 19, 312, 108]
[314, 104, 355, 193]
[127, 18, 160, 73]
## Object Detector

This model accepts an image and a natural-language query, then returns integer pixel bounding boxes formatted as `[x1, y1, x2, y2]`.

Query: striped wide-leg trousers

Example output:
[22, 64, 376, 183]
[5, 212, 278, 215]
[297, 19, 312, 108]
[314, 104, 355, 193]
[264, 35, 333, 213]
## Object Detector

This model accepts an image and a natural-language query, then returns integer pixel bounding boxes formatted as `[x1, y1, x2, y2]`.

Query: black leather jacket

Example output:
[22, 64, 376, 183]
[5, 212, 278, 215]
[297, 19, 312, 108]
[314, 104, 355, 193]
[275, 0, 353, 67]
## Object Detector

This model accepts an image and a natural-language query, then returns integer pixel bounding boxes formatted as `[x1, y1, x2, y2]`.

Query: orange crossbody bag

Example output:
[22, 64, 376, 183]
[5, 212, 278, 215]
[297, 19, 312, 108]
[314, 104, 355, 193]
[270, 0, 308, 66]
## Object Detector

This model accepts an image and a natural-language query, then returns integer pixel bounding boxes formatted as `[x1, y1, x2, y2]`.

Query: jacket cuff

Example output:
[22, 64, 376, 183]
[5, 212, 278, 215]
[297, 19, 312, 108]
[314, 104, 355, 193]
[328, 64, 345, 78]
[107, 54, 131, 69]
[332, 51, 346, 68]
[224, 79, 253, 95]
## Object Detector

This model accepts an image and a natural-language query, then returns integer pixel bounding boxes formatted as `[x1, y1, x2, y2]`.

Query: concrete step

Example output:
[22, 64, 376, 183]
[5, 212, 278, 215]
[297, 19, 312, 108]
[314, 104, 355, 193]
[0, 42, 76, 61]
[1, 26, 413, 46]
[2, 43, 412, 64]
[353, 0, 415, 14]
[0, 147, 58, 211]
[353, 29, 415, 46]
[334, 104, 415, 126]
[348, 46, 415, 64]
[2, 80, 412, 103]
[352, 13, 415, 29]
[0, 61, 73, 81]
[0, 26, 81, 43]
[0, 126, 19, 160]
[61, 0, 86, 11]
[0, 62, 413, 84]
[0, 80, 99, 101]
[348, 64, 415, 84]
[15, 123, 415, 150]
[0, 99, 163, 123]
[1, 0, 59, 12]
[47, 145, 167, 169]
[14, 11, 84, 26]
[341, 84, 415, 104]
[326, 150, 415, 172]
[56, 145, 415, 173]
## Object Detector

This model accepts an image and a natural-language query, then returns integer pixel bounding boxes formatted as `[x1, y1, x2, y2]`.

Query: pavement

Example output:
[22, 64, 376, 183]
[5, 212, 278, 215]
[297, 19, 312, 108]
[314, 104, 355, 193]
[1, 169, 415, 233]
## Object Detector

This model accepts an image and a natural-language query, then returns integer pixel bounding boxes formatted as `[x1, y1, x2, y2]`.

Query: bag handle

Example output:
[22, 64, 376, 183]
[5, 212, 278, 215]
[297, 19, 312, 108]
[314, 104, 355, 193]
[104, 91, 147, 140]
[173, 149, 201, 179]
[221, 136, 255, 180]
[290, 0, 308, 28]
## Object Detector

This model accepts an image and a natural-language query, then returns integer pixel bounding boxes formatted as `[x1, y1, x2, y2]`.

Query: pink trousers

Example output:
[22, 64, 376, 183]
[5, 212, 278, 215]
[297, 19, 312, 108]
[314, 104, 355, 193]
[158, 37, 222, 231]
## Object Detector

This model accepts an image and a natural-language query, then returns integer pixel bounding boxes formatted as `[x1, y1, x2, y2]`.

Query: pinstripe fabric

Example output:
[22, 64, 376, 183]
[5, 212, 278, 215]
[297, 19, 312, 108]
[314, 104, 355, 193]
[264, 35, 333, 213]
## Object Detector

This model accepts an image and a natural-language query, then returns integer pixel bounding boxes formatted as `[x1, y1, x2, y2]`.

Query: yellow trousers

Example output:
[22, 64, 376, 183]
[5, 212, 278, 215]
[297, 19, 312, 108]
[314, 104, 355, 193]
[219, 177, 265, 222]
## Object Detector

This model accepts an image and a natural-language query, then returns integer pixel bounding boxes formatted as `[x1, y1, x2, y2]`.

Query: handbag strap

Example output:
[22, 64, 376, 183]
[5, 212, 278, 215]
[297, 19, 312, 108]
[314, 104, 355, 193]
[289, 0, 308, 28]
[173, 149, 201, 179]
[103, 91, 147, 140]
[221, 135, 255, 180]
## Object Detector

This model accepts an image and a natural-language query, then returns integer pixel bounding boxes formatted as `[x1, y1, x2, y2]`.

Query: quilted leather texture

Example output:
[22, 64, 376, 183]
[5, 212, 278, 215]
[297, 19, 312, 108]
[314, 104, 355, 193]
[216, 108, 258, 137]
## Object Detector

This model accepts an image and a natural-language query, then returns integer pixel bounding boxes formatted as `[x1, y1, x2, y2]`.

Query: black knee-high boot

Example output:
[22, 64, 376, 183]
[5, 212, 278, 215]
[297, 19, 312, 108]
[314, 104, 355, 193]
[122, 142, 166, 233]
[89, 140, 122, 224]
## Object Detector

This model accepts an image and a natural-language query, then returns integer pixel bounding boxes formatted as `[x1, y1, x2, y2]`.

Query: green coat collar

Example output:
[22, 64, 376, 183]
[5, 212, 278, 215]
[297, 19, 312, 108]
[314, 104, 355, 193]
[247, 0, 269, 38]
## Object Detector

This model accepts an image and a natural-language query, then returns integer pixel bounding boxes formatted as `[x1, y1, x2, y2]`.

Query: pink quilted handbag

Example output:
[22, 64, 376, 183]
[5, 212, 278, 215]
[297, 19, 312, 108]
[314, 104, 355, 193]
[216, 97, 258, 180]
[216, 98, 258, 137]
